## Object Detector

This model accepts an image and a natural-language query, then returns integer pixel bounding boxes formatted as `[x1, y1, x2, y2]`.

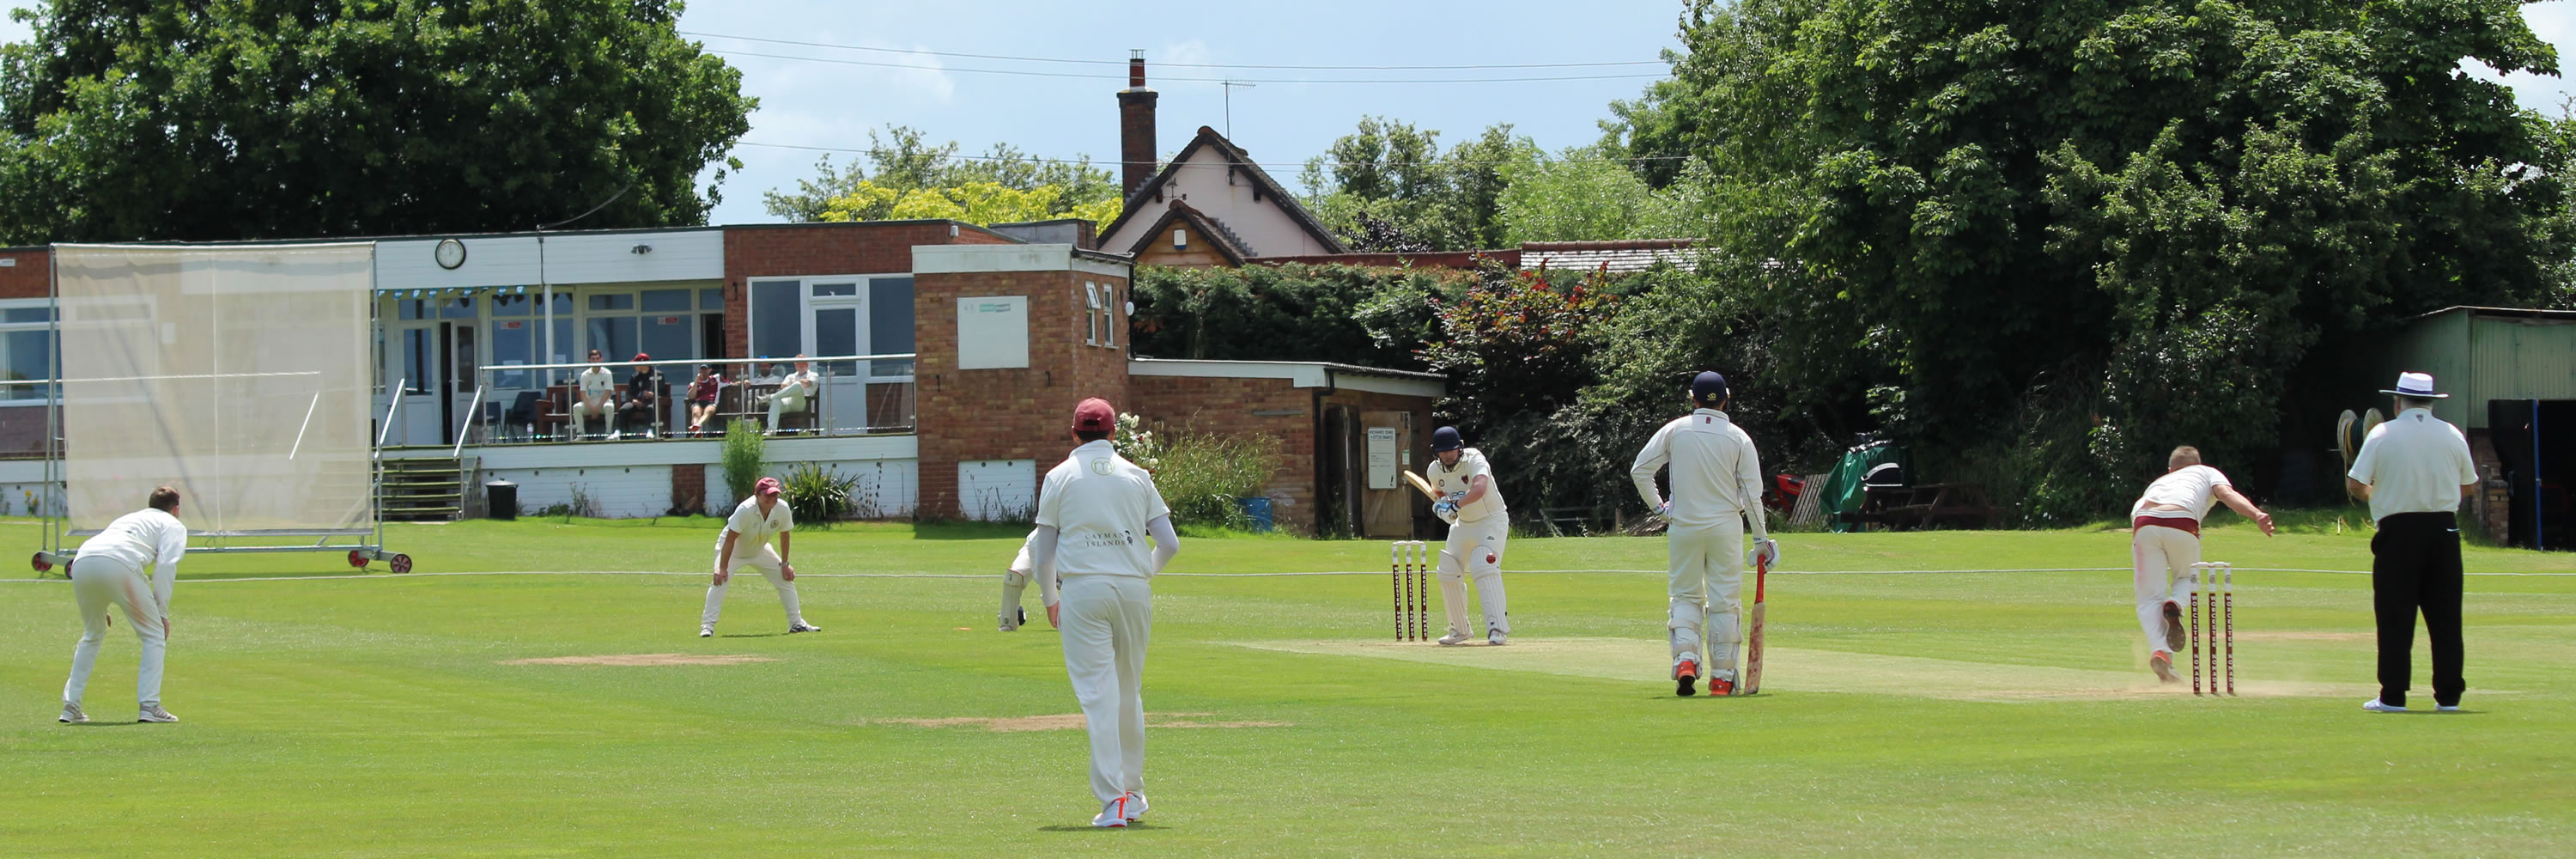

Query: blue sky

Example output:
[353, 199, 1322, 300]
[6, 1, 2574, 228]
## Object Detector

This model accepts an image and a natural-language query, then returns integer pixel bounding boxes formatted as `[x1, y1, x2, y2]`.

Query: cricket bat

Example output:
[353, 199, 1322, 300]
[1400, 470, 1443, 503]
[1741, 553, 1766, 695]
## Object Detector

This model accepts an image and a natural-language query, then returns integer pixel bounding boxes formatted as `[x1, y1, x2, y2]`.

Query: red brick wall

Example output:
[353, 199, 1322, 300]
[0, 248, 50, 454]
[718, 221, 1020, 359]
[1128, 375, 1316, 529]
[671, 463, 708, 516]
[0, 247, 47, 299]
[914, 265, 1133, 517]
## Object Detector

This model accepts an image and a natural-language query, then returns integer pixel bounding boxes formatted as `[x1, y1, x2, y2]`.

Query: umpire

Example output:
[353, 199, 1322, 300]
[2344, 372, 2481, 713]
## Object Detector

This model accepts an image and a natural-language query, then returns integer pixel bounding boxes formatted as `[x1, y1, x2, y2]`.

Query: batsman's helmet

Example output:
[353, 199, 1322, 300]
[1431, 426, 1463, 452]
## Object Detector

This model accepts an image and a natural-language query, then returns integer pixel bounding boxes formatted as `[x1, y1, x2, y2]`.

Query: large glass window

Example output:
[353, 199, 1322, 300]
[641, 289, 691, 313]
[586, 316, 637, 363]
[3, 328, 52, 401]
[869, 277, 914, 379]
[641, 314, 695, 368]
[750, 279, 802, 361]
[814, 308, 859, 375]
[399, 329, 434, 394]
[490, 319, 534, 389]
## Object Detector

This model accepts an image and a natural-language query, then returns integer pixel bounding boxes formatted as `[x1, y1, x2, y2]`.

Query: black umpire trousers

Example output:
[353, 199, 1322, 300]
[2370, 512, 2467, 708]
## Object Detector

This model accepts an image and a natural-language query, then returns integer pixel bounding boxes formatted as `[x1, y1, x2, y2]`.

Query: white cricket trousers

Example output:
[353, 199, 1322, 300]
[571, 399, 611, 436]
[766, 391, 809, 433]
[1668, 515, 1747, 676]
[64, 556, 168, 708]
[1437, 513, 1511, 637]
[2132, 523, 2201, 651]
[1059, 574, 1151, 803]
[702, 545, 806, 627]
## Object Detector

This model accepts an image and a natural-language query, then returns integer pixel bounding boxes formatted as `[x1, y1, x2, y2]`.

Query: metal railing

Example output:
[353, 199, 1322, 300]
[448, 353, 918, 444]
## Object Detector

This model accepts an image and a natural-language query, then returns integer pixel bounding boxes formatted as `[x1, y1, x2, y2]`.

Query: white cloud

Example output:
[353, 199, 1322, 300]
[1157, 38, 1212, 72]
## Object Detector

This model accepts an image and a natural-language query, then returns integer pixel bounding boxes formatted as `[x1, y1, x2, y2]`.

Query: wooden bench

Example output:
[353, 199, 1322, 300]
[1837, 483, 2003, 531]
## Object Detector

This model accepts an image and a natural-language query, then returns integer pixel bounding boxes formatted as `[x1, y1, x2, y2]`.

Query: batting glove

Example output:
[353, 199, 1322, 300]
[1747, 538, 1782, 568]
[1657, 501, 1671, 517]
[1432, 500, 1459, 522]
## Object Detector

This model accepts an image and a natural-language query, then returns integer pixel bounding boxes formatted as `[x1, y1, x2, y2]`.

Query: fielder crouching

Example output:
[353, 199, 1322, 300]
[1425, 426, 1510, 646]
[1631, 372, 1776, 697]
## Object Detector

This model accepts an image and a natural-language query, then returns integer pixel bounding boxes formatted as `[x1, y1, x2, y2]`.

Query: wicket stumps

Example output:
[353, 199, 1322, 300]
[1390, 540, 1431, 642]
[2189, 561, 2236, 696]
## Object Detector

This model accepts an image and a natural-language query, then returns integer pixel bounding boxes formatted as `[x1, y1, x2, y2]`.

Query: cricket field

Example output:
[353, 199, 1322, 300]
[3, 514, 2570, 856]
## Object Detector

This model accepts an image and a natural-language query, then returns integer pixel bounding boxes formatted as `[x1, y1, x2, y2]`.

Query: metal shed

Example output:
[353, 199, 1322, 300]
[2377, 307, 2575, 550]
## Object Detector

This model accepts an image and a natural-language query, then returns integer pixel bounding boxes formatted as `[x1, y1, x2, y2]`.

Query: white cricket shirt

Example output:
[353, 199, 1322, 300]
[578, 366, 616, 399]
[2129, 464, 2232, 521]
[2348, 408, 2478, 522]
[78, 508, 188, 576]
[1035, 440, 1170, 580]
[1631, 409, 1764, 531]
[716, 497, 794, 556]
[1428, 447, 1509, 522]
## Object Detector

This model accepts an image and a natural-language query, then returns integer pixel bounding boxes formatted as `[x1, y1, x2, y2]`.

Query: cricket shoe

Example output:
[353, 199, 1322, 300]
[2150, 651, 2180, 684]
[1674, 658, 1699, 697]
[787, 621, 823, 634]
[1091, 795, 1130, 828]
[700, 624, 714, 638]
[2162, 601, 2187, 652]
[58, 702, 85, 724]
[1486, 630, 1509, 646]
[1708, 672, 1736, 697]
[137, 704, 178, 723]
[2362, 698, 2408, 713]
[1123, 791, 1149, 822]
[2437, 704, 2463, 712]
[1437, 630, 1473, 646]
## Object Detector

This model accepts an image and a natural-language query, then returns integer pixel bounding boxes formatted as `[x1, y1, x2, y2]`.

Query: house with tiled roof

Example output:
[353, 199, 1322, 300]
[1095, 58, 1346, 267]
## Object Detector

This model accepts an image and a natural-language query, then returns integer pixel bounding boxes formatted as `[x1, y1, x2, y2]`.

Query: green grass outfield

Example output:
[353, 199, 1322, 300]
[3, 514, 2569, 856]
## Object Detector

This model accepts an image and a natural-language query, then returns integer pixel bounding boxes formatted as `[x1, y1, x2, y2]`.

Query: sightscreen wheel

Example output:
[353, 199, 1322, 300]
[31, 551, 50, 573]
[389, 554, 413, 575]
[348, 549, 369, 570]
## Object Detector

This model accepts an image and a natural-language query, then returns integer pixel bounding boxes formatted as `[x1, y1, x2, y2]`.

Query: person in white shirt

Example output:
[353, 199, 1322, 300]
[571, 349, 616, 439]
[761, 356, 820, 435]
[997, 527, 1040, 631]
[1631, 372, 1776, 697]
[60, 485, 188, 724]
[1028, 398, 1177, 828]
[2128, 446, 2275, 683]
[700, 477, 821, 637]
[2345, 372, 2482, 713]
[1423, 426, 1510, 645]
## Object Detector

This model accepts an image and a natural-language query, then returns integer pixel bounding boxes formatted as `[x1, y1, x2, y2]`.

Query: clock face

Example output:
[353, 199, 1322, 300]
[434, 239, 467, 270]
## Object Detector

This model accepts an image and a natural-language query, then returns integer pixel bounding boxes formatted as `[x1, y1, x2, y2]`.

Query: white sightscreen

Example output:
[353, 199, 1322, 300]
[57, 243, 375, 533]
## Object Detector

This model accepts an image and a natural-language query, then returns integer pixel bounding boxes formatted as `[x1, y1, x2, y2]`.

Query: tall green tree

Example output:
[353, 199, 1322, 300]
[762, 125, 1120, 224]
[1608, 0, 2571, 518]
[1299, 118, 1518, 251]
[0, 0, 754, 243]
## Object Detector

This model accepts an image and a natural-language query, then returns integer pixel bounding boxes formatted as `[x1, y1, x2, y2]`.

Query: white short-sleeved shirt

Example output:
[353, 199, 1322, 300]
[578, 366, 617, 399]
[1630, 409, 1763, 529]
[78, 508, 188, 575]
[2129, 464, 2232, 521]
[777, 369, 819, 401]
[1035, 440, 1170, 579]
[2348, 408, 2479, 522]
[1427, 447, 1509, 522]
[716, 497, 793, 555]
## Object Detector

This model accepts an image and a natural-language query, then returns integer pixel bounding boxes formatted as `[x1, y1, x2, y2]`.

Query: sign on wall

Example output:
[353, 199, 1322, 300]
[1364, 426, 1399, 490]
[957, 295, 1030, 369]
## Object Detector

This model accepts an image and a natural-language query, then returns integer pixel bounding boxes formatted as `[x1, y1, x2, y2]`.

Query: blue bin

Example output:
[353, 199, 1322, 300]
[1234, 497, 1274, 533]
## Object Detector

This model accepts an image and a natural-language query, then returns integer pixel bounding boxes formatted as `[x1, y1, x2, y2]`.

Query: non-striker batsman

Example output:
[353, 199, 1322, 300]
[1631, 372, 1776, 697]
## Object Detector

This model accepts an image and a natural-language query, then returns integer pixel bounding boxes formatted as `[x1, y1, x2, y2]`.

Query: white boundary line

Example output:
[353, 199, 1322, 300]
[9, 567, 2573, 584]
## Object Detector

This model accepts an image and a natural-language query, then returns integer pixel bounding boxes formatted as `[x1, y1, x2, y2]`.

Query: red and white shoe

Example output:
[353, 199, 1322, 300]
[1708, 674, 1736, 697]
[1091, 795, 1129, 828]
[1674, 658, 1699, 697]
[2150, 650, 2180, 684]
[1123, 791, 1148, 822]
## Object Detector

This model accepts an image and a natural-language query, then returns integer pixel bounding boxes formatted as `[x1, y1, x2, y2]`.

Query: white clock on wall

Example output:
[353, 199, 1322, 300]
[434, 238, 467, 270]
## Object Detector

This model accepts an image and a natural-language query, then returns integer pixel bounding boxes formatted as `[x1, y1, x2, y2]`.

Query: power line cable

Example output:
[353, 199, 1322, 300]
[732, 139, 1694, 169]
[702, 48, 1668, 84]
[682, 30, 1668, 70]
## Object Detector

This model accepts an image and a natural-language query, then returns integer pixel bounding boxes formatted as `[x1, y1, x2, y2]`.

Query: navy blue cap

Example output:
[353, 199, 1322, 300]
[1692, 371, 1728, 405]
[1431, 426, 1463, 452]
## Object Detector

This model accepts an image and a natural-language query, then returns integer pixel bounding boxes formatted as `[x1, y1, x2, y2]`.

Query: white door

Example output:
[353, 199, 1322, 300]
[385, 320, 442, 446]
[810, 291, 868, 432]
[445, 323, 479, 444]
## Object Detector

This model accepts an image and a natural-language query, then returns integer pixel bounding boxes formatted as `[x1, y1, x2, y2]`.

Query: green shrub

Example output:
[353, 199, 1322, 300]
[720, 420, 766, 509]
[780, 462, 860, 525]
[1120, 416, 1280, 528]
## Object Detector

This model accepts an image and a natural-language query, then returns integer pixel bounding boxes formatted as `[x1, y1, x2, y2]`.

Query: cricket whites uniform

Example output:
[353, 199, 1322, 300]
[1631, 408, 1765, 682]
[2129, 465, 2232, 652]
[574, 364, 616, 436]
[2348, 405, 2480, 709]
[701, 497, 810, 630]
[64, 508, 187, 711]
[1035, 438, 1174, 809]
[1426, 448, 1511, 639]
[999, 528, 1041, 630]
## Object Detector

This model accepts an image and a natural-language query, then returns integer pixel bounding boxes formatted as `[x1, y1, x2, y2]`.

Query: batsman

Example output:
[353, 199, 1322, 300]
[1631, 371, 1776, 697]
[1424, 426, 1511, 645]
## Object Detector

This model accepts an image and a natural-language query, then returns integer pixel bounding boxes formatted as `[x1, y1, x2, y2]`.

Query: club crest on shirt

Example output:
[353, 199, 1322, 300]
[1090, 457, 1114, 476]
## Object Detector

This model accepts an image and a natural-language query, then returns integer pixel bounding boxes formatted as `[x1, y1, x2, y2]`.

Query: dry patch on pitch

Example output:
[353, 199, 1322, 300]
[1230, 637, 2372, 702]
[877, 712, 1291, 732]
[2235, 631, 2373, 642]
[501, 654, 777, 667]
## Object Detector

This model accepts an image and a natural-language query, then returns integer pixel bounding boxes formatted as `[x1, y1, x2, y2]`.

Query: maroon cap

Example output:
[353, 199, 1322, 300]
[754, 476, 782, 497]
[1072, 398, 1116, 431]
[632, 352, 652, 362]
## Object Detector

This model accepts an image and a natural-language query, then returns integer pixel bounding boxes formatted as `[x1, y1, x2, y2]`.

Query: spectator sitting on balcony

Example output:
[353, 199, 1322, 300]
[572, 350, 615, 439]
[760, 355, 820, 435]
[617, 353, 659, 439]
[685, 364, 721, 435]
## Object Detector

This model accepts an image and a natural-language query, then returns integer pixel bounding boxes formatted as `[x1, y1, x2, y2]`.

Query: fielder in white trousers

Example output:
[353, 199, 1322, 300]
[1032, 418, 1175, 826]
[1058, 573, 1152, 803]
[702, 545, 806, 628]
[1437, 513, 1511, 640]
[65, 555, 172, 710]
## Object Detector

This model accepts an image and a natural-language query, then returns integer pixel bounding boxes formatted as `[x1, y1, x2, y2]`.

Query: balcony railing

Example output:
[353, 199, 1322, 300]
[453, 354, 916, 445]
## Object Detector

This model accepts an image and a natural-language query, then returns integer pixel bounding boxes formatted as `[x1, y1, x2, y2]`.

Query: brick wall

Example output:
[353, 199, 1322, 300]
[718, 221, 1018, 359]
[914, 265, 1133, 518]
[0, 248, 51, 454]
[2470, 430, 2510, 542]
[0, 247, 46, 299]
[671, 463, 707, 515]
[1128, 375, 1315, 529]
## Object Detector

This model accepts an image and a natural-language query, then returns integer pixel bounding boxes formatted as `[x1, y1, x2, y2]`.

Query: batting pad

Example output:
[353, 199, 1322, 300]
[56, 243, 376, 533]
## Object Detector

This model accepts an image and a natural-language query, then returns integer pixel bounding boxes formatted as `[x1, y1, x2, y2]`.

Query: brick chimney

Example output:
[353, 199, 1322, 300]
[1117, 50, 1157, 201]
